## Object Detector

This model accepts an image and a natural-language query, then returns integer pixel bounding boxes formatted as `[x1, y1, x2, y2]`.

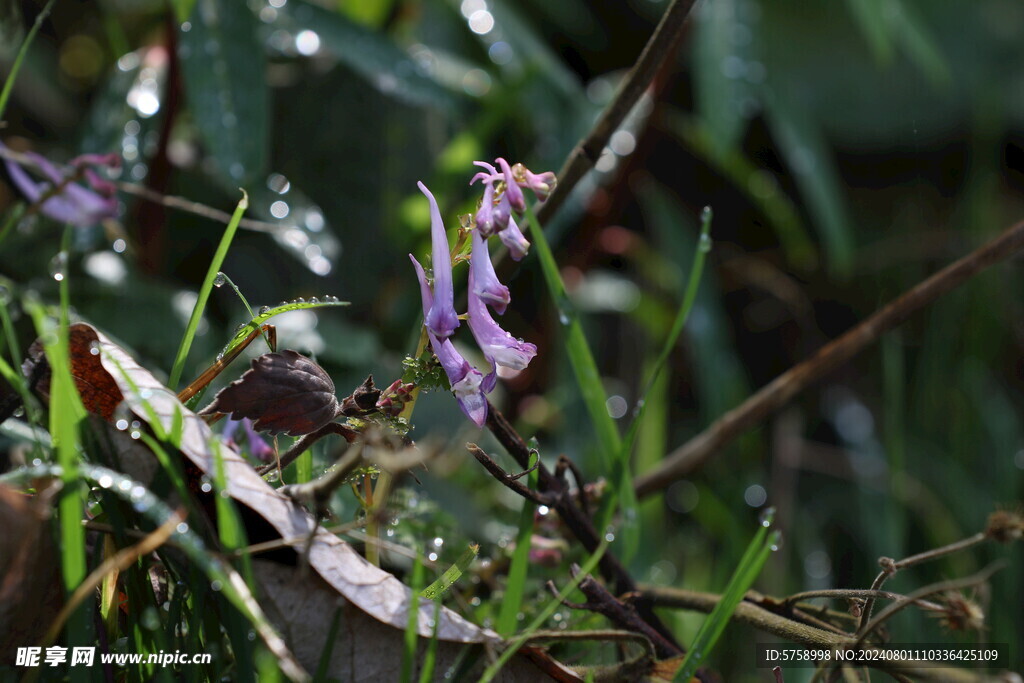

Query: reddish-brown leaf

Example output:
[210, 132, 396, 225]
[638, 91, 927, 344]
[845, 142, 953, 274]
[205, 350, 339, 436]
[23, 322, 123, 421]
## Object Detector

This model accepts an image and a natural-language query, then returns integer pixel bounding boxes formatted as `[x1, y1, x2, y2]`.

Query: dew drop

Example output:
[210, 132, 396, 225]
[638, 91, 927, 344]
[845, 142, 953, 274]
[557, 311, 570, 326]
[295, 297, 305, 303]
[89, 341, 100, 356]
[259, 305, 271, 315]
[308, 296, 319, 304]
[210, 580, 223, 592]
[759, 505, 776, 527]
[50, 252, 68, 281]
[115, 419, 129, 431]
[698, 233, 713, 254]
[213, 272, 227, 287]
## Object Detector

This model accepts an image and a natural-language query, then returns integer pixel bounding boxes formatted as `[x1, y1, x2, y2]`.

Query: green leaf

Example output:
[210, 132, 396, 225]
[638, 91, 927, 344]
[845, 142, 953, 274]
[171, 0, 198, 22]
[420, 543, 479, 601]
[662, 109, 816, 269]
[220, 296, 349, 359]
[496, 459, 538, 637]
[762, 88, 854, 276]
[673, 511, 780, 681]
[0, 0, 55, 121]
[284, 0, 460, 110]
[478, 537, 610, 683]
[179, 0, 268, 187]
[169, 191, 248, 389]
[693, 0, 755, 154]
[401, 551, 425, 683]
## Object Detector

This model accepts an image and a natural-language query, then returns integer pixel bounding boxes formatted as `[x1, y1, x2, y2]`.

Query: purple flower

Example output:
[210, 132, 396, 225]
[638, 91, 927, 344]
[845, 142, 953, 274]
[1, 142, 119, 227]
[428, 332, 489, 427]
[410, 181, 459, 340]
[222, 417, 275, 463]
[496, 158, 525, 212]
[513, 163, 557, 201]
[470, 228, 510, 314]
[471, 160, 512, 233]
[475, 180, 496, 237]
[467, 270, 537, 372]
[496, 215, 530, 261]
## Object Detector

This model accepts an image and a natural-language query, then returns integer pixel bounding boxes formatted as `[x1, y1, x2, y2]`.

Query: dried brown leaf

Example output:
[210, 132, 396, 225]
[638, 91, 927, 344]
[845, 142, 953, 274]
[0, 484, 62, 661]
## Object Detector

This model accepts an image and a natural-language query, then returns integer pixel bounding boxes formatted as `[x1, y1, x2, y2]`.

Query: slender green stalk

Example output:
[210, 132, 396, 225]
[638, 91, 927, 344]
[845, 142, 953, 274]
[0, 202, 26, 249]
[0, 0, 57, 121]
[421, 543, 479, 601]
[673, 512, 779, 681]
[478, 538, 610, 683]
[497, 458, 538, 636]
[401, 551, 426, 683]
[169, 191, 248, 388]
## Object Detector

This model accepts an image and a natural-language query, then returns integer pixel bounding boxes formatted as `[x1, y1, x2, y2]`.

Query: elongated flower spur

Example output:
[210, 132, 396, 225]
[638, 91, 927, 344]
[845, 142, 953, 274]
[1, 141, 120, 227]
[409, 159, 553, 426]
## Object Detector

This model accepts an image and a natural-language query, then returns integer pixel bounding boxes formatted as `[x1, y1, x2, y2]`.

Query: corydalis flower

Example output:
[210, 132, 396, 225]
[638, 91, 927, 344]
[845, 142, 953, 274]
[409, 181, 459, 340]
[470, 229, 510, 314]
[497, 215, 530, 262]
[1, 141, 120, 227]
[222, 416, 275, 463]
[468, 270, 537, 372]
[512, 162, 556, 201]
[428, 332, 492, 427]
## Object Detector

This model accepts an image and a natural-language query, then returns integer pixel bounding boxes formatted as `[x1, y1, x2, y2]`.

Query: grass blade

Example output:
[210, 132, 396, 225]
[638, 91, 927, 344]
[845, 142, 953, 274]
[401, 551, 426, 683]
[0, 0, 56, 121]
[421, 543, 479, 601]
[1, 462, 309, 681]
[220, 296, 348, 359]
[169, 191, 248, 389]
[524, 205, 621, 463]
[496, 458, 539, 636]
[25, 228, 90, 658]
[478, 537, 610, 683]
[673, 510, 780, 681]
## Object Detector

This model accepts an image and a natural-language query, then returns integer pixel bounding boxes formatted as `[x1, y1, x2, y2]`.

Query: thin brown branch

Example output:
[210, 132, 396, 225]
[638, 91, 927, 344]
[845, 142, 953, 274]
[858, 531, 987, 632]
[854, 562, 1006, 645]
[638, 585, 1005, 683]
[254, 422, 358, 476]
[636, 216, 1024, 497]
[534, 0, 698, 226]
[482, 400, 683, 654]
[561, 569, 683, 659]
[467, 443, 551, 505]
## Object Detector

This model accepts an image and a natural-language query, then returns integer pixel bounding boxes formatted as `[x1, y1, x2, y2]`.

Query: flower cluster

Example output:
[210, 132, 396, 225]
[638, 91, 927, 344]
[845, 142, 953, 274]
[1, 141, 120, 227]
[410, 159, 555, 426]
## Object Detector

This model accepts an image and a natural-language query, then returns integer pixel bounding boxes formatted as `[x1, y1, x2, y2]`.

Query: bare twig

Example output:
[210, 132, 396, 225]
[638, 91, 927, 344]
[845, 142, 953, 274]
[638, 585, 1006, 682]
[482, 400, 683, 654]
[535, 0, 698, 226]
[858, 531, 987, 632]
[636, 216, 1024, 497]
[854, 562, 1006, 645]
[467, 443, 551, 505]
[550, 566, 682, 659]
[254, 422, 358, 475]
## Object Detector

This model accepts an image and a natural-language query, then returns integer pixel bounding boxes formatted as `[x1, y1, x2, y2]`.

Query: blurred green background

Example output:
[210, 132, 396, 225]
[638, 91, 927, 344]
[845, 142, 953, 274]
[1, 0, 1022, 678]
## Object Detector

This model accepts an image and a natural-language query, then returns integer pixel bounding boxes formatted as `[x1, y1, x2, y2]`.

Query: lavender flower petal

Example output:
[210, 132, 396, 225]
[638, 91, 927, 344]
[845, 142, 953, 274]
[497, 157, 525, 212]
[428, 332, 488, 426]
[467, 271, 537, 371]
[497, 215, 530, 261]
[418, 181, 459, 339]
[470, 228, 509, 314]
